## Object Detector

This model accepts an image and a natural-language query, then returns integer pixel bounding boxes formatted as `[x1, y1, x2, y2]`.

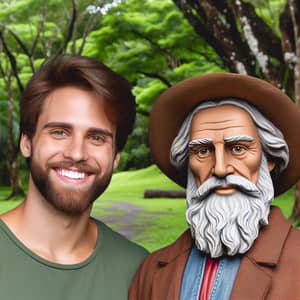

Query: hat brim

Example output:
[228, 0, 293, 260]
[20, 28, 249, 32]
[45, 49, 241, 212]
[149, 73, 300, 196]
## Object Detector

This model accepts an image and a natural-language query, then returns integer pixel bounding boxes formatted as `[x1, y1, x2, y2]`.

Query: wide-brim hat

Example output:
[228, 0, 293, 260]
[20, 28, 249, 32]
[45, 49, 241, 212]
[149, 72, 300, 196]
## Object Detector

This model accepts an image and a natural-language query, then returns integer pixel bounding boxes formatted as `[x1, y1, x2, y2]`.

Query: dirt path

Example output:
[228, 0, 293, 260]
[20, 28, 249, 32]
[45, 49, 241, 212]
[93, 201, 146, 239]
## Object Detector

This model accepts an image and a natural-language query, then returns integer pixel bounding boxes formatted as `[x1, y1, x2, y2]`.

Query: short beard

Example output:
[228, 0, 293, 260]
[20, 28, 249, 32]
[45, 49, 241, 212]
[186, 154, 274, 258]
[30, 159, 112, 216]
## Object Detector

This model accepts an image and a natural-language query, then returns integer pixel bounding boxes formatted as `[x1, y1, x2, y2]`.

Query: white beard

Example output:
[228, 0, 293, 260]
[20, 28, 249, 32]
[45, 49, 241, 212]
[186, 154, 274, 258]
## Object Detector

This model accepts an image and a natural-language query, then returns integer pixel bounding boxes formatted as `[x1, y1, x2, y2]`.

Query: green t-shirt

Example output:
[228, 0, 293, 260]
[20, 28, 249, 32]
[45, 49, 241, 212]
[0, 219, 148, 300]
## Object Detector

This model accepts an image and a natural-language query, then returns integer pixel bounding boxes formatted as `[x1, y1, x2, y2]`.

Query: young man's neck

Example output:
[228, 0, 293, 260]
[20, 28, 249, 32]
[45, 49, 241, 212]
[0, 180, 98, 264]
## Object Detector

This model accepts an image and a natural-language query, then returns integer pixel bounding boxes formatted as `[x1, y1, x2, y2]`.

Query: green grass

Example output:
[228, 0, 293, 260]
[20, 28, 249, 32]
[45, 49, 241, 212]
[0, 187, 22, 214]
[94, 165, 295, 250]
[0, 164, 295, 251]
[99, 165, 182, 200]
[93, 165, 187, 251]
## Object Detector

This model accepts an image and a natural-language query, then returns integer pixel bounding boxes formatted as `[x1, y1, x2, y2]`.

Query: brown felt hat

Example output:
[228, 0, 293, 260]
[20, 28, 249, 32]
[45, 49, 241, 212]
[149, 72, 300, 196]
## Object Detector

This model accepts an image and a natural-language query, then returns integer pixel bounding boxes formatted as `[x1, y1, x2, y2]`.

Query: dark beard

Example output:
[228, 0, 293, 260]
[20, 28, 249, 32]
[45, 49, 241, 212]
[29, 159, 112, 216]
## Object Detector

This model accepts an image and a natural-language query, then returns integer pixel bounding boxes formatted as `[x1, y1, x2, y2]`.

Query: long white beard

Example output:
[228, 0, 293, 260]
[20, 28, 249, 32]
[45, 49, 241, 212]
[186, 155, 274, 258]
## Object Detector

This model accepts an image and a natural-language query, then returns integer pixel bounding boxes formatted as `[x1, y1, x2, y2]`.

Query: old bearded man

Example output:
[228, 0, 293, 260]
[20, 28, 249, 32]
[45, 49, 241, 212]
[129, 73, 300, 300]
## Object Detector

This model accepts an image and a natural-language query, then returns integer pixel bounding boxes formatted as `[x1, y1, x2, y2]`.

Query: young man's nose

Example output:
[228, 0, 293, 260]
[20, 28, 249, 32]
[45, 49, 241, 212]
[63, 137, 88, 161]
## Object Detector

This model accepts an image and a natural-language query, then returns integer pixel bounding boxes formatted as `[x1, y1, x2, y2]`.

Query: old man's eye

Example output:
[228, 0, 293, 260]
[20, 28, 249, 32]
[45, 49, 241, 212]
[193, 147, 211, 158]
[231, 145, 247, 154]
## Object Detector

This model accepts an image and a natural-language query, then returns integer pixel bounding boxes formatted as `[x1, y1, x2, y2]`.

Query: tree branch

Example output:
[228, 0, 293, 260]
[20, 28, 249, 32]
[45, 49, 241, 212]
[232, 1, 283, 62]
[136, 106, 150, 117]
[0, 30, 24, 92]
[289, 0, 300, 105]
[7, 28, 36, 73]
[78, 13, 100, 54]
[58, 0, 77, 55]
[173, 0, 256, 75]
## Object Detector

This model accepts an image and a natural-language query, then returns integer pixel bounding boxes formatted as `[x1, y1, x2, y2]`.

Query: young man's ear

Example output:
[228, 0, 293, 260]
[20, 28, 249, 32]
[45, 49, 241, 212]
[20, 134, 32, 158]
[268, 160, 275, 172]
[113, 152, 121, 170]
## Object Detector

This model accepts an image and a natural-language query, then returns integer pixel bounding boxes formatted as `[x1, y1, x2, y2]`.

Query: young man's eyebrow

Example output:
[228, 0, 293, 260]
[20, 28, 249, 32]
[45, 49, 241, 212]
[43, 122, 113, 138]
[43, 122, 72, 130]
[188, 138, 213, 148]
[224, 135, 254, 143]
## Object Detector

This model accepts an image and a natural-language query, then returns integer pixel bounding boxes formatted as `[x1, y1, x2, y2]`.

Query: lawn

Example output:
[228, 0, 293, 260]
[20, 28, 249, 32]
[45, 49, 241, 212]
[0, 165, 295, 252]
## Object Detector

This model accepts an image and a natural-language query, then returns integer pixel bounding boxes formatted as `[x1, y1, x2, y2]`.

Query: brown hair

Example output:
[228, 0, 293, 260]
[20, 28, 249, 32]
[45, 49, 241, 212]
[20, 55, 136, 151]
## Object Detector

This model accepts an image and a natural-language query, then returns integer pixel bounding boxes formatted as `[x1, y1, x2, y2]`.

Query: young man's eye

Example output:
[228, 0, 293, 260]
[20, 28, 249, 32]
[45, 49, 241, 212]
[89, 134, 105, 144]
[50, 129, 67, 137]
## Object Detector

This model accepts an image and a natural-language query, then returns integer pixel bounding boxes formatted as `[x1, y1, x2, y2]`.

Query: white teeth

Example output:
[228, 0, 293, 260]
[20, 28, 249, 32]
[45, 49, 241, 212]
[58, 169, 86, 179]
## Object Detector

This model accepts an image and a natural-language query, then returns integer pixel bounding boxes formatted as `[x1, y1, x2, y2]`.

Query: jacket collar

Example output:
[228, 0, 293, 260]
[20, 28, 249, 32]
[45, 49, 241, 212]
[245, 206, 291, 266]
[156, 228, 192, 265]
[230, 206, 292, 300]
[153, 206, 291, 300]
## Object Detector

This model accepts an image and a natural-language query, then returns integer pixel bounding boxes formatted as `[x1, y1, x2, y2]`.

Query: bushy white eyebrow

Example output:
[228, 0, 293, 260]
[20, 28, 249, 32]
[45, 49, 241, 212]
[188, 138, 213, 148]
[188, 135, 253, 149]
[224, 135, 254, 143]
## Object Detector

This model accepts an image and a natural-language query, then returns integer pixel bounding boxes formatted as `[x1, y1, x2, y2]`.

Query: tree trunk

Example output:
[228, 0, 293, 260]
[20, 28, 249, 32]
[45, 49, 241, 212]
[6, 74, 24, 200]
[289, 0, 300, 223]
[5, 156, 25, 199]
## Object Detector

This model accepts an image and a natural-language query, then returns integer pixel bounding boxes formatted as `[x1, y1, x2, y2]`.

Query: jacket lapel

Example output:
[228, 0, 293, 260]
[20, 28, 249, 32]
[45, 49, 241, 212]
[151, 230, 192, 300]
[230, 206, 291, 299]
[230, 256, 272, 300]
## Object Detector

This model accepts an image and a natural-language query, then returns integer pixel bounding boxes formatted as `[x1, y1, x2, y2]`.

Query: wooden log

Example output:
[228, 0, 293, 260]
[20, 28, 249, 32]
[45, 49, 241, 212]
[144, 189, 186, 198]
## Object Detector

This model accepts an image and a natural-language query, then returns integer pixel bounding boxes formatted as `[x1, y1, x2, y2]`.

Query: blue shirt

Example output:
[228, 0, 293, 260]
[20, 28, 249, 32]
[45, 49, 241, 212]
[180, 244, 241, 300]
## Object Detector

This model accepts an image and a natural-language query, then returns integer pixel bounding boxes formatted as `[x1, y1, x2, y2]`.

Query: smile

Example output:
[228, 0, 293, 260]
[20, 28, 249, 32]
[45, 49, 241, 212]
[58, 169, 87, 179]
[54, 168, 92, 184]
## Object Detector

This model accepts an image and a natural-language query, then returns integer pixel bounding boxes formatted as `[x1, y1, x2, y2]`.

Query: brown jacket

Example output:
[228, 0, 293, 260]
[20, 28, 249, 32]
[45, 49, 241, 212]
[129, 207, 300, 300]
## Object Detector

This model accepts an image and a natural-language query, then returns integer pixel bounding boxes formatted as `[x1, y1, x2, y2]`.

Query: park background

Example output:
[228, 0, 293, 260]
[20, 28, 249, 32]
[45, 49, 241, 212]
[0, 0, 299, 251]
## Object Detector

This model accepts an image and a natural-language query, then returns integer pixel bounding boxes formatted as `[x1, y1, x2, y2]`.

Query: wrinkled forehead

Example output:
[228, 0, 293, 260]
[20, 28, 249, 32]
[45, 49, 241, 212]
[189, 104, 259, 141]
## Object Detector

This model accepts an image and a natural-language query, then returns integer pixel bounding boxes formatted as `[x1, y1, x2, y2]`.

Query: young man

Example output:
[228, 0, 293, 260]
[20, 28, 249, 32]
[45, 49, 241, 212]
[130, 73, 300, 299]
[0, 55, 148, 299]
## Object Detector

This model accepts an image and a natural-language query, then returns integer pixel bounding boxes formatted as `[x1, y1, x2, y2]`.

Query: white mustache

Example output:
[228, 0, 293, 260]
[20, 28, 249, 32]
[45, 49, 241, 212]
[193, 175, 260, 202]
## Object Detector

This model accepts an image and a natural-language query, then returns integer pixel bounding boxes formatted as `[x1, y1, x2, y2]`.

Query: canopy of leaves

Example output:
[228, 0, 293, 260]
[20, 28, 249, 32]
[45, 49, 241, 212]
[83, 0, 225, 169]
[85, 0, 225, 111]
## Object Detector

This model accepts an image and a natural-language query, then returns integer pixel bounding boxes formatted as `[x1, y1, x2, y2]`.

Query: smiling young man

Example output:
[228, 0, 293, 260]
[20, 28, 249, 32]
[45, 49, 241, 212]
[0, 55, 148, 299]
[130, 73, 300, 299]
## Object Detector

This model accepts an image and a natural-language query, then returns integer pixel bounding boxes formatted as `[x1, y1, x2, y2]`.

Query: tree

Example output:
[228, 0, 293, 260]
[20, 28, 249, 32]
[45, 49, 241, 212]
[84, 0, 225, 169]
[0, 0, 106, 198]
[173, 0, 300, 222]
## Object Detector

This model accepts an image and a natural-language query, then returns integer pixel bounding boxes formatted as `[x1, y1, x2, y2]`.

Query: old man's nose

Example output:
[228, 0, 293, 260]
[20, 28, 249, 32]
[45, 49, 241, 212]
[212, 147, 234, 178]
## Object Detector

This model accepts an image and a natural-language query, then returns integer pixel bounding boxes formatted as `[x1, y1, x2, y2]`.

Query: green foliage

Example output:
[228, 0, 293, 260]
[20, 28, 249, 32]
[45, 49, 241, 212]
[247, 0, 286, 35]
[0, 0, 109, 188]
[117, 116, 152, 170]
[84, 0, 225, 171]
[134, 79, 166, 110]
[85, 0, 224, 89]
